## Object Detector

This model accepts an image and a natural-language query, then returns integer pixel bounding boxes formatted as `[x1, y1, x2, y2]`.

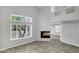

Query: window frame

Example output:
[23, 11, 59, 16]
[10, 14, 32, 40]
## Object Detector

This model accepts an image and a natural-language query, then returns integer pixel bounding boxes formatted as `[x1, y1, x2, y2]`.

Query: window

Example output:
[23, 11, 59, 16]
[66, 7, 75, 14]
[55, 25, 61, 33]
[51, 7, 55, 12]
[10, 14, 32, 40]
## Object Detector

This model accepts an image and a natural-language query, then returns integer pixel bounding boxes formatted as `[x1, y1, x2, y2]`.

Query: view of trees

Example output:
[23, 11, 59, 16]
[10, 14, 32, 40]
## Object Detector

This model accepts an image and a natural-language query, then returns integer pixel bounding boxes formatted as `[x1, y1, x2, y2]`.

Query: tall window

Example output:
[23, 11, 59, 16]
[10, 14, 32, 40]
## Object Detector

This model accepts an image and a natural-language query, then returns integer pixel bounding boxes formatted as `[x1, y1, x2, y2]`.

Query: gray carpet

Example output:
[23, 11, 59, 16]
[0, 35, 79, 53]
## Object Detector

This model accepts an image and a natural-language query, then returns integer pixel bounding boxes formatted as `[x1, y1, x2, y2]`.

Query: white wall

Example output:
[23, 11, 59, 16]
[38, 6, 51, 41]
[61, 21, 79, 46]
[0, 7, 2, 48]
[39, 6, 51, 31]
[50, 24, 55, 34]
[54, 6, 68, 11]
[51, 6, 79, 46]
[0, 6, 39, 49]
[51, 7, 79, 22]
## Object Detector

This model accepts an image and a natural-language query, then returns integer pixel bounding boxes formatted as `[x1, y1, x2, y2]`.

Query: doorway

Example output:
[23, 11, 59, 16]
[50, 24, 61, 39]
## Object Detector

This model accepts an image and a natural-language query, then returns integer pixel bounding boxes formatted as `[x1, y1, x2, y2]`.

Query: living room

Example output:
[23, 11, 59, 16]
[0, 6, 79, 53]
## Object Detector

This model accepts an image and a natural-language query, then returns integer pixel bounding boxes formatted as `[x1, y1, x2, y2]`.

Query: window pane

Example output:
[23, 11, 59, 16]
[10, 15, 25, 22]
[17, 25, 26, 38]
[11, 25, 16, 39]
[29, 25, 32, 37]
[25, 17, 32, 22]
[27, 25, 32, 37]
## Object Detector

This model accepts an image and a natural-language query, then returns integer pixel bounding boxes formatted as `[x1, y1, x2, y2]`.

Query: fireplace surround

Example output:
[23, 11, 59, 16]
[41, 31, 50, 38]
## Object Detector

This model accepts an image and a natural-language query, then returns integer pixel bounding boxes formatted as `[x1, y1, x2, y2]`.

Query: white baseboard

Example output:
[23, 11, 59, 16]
[0, 38, 50, 51]
[60, 39, 79, 47]
[0, 40, 36, 51]
[37, 38, 50, 41]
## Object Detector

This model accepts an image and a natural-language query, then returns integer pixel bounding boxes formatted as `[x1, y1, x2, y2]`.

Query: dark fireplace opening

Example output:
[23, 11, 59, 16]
[41, 31, 50, 38]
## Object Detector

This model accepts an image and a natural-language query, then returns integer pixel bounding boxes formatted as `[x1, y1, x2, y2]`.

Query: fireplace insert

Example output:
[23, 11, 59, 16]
[41, 31, 50, 38]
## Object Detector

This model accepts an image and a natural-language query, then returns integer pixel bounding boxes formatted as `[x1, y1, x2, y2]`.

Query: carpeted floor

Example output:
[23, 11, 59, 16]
[0, 35, 79, 53]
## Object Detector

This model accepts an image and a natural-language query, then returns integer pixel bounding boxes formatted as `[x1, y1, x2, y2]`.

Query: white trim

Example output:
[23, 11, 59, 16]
[0, 39, 36, 51]
[60, 24, 62, 41]
[61, 39, 79, 47]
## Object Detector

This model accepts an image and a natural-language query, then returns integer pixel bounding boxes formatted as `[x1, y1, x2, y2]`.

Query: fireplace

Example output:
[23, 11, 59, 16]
[41, 31, 50, 38]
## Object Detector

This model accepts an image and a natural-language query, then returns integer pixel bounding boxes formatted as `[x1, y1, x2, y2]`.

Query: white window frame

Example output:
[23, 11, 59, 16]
[10, 14, 32, 40]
